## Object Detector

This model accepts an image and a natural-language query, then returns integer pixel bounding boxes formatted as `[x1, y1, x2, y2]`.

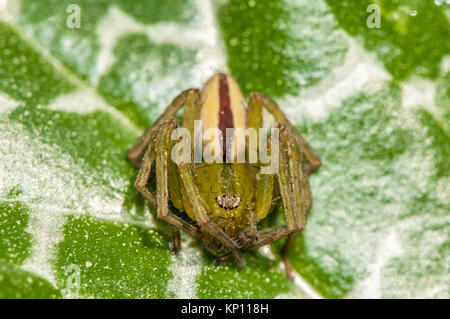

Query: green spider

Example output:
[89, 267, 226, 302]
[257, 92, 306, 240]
[127, 73, 321, 276]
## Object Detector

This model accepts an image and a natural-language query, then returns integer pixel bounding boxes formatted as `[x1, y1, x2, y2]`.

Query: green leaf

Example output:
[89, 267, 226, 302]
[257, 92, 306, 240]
[0, 0, 448, 298]
[217, 0, 347, 96]
[55, 215, 172, 298]
[325, 0, 450, 80]
[0, 200, 32, 264]
[98, 33, 197, 128]
[196, 254, 294, 299]
[287, 84, 449, 298]
[0, 263, 61, 299]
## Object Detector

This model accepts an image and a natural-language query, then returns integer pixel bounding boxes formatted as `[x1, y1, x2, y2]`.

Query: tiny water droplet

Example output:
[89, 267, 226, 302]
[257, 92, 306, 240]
[409, 9, 417, 16]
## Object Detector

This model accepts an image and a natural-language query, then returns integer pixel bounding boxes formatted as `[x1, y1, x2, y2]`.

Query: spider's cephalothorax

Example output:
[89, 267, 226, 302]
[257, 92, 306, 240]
[128, 73, 321, 276]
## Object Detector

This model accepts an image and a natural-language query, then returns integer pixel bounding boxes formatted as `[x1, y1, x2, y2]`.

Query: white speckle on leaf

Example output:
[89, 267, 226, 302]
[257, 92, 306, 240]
[92, 1, 226, 123]
[0, 121, 123, 219]
[436, 178, 450, 203]
[401, 77, 436, 109]
[94, 6, 143, 84]
[167, 238, 203, 298]
[349, 230, 403, 299]
[94, 2, 226, 86]
[21, 208, 66, 286]
[190, 0, 228, 85]
[441, 56, 450, 74]
[46, 87, 140, 133]
[0, 0, 19, 23]
[401, 77, 440, 116]
[47, 88, 112, 113]
[0, 92, 22, 113]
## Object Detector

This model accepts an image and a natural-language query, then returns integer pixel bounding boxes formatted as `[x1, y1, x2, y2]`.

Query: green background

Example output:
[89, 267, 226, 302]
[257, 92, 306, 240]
[0, 0, 448, 298]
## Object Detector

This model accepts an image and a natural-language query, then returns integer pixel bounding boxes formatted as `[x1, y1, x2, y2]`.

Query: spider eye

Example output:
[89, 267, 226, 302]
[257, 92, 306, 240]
[216, 194, 241, 210]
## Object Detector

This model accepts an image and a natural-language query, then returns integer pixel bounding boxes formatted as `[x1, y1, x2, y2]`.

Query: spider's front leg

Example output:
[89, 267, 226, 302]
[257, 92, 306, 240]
[249, 125, 311, 277]
[177, 162, 246, 268]
[135, 119, 203, 252]
[139, 118, 244, 266]
[247, 92, 320, 276]
[250, 92, 321, 176]
[127, 88, 200, 167]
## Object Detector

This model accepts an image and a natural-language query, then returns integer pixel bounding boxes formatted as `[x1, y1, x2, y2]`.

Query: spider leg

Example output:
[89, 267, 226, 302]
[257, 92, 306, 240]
[155, 119, 204, 240]
[247, 96, 277, 222]
[249, 92, 321, 175]
[254, 139, 276, 221]
[135, 119, 203, 253]
[244, 125, 310, 277]
[247, 93, 318, 277]
[280, 233, 298, 277]
[135, 137, 157, 207]
[127, 88, 200, 167]
[214, 253, 234, 266]
[246, 207, 258, 241]
[171, 227, 181, 254]
[251, 93, 314, 213]
[177, 161, 245, 268]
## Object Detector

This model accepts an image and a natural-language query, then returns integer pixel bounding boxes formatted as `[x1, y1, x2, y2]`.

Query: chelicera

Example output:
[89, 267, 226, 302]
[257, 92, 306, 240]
[127, 73, 321, 276]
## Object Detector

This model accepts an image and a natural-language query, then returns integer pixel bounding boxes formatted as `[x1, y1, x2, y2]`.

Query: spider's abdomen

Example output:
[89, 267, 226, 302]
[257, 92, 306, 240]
[200, 73, 246, 161]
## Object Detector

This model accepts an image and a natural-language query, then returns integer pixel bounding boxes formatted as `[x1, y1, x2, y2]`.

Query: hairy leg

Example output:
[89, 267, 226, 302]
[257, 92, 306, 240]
[249, 92, 321, 175]
[171, 227, 181, 253]
[135, 115, 244, 266]
[127, 89, 200, 167]
[247, 97, 276, 221]
[247, 93, 320, 276]
[135, 119, 203, 252]
[177, 161, 245, 268]
[247, 125, 310, 277]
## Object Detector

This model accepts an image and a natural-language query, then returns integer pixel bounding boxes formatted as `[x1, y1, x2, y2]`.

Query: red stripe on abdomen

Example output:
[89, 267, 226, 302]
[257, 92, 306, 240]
[219, 73, 234, 159]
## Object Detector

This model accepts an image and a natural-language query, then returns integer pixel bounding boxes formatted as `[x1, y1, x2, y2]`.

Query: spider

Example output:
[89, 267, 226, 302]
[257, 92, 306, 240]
[127, 73, 321, 276]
